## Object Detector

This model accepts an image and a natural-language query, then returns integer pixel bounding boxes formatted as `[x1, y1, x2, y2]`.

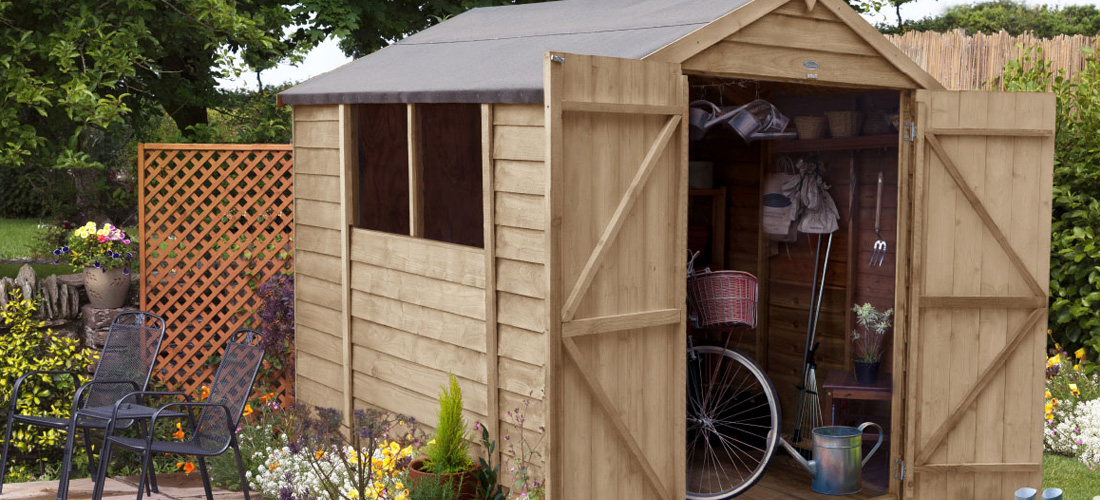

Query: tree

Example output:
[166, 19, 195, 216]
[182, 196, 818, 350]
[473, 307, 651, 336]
[293, 0, 548, 58]
[883, 0, 1100, 36]
[0, 0, 288, 219]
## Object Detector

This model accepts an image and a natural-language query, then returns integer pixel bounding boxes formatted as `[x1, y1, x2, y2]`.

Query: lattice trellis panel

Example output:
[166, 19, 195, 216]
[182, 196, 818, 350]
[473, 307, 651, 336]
[138, 144, 294, 400]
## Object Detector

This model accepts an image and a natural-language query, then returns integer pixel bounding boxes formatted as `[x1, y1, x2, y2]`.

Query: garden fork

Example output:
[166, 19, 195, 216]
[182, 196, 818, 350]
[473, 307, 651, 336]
[870, 171, 887, 266]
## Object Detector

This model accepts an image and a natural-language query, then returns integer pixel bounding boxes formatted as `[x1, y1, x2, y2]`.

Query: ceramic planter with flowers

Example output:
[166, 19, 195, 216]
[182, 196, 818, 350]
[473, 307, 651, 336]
[851, 302, 893, 385]
[53, 222, 136, 309]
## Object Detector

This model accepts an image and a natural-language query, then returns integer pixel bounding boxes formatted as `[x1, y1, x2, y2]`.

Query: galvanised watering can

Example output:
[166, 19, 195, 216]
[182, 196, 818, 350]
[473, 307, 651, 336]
[779, 423, 884, 495]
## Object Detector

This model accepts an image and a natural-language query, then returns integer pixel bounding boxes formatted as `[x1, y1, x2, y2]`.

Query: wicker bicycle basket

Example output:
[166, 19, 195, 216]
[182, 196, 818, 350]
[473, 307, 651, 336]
[687, 270, 759, 329]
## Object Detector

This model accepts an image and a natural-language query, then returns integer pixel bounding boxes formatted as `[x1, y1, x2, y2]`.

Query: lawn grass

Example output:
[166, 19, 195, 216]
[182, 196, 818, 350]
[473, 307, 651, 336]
[0, 218, 41, 259]
[0, 262, 81, 280]
[1044, 452, 1100, 499]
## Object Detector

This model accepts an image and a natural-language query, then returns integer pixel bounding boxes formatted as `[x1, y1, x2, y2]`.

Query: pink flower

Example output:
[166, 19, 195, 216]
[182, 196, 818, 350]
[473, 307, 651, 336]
[122, 239, 131, 244]
[97, 235, 107, 243]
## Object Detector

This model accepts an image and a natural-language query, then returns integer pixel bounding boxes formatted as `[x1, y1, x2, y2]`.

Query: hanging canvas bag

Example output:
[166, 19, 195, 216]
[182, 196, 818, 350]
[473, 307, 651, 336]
[762, 157, 797, 238]
[795, 160, 840, 234]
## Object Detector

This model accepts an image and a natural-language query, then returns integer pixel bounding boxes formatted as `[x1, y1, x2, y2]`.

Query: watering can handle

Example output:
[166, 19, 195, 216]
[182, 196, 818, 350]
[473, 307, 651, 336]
[858, 422, 885, 468]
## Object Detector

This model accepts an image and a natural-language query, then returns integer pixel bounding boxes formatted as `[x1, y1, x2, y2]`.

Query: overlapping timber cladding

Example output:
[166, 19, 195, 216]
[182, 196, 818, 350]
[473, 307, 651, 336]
[281, 0, 1056, 498]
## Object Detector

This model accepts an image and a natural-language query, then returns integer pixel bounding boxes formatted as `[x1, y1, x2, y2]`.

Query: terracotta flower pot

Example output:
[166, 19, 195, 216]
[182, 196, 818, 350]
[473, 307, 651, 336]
[84, 266, 130, 309]
[408, 458, 479, 500]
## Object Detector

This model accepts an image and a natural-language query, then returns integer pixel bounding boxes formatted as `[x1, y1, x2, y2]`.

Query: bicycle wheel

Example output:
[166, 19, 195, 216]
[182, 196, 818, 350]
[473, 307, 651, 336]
[686, 345, 780, 499]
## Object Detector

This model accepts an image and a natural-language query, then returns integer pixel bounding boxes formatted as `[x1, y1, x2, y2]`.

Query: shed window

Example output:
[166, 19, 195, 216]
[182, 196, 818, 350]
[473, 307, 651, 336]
[356, 104, 410, 234]
[354, 103, 483, 248]
[417, 104, 483, 248]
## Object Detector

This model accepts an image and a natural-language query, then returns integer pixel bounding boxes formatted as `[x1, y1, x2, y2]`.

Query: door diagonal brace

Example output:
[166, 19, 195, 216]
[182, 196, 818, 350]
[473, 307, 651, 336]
[561, 115, 681, 321]
[563, 338, 673, 500]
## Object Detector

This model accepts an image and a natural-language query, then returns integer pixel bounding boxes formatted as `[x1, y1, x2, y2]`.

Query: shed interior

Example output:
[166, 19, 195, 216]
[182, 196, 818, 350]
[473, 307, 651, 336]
[684, 75, 900, 499]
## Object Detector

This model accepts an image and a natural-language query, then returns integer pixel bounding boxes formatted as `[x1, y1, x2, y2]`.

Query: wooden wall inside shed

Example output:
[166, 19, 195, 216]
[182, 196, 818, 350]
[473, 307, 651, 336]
[680, 0, 917, 90]
[293, 104, 348, 411]
[490, 103, 549, 473]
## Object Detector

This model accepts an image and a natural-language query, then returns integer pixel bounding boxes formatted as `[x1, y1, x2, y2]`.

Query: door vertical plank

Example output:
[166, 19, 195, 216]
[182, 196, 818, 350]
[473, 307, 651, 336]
[977, 92, 1013, 498]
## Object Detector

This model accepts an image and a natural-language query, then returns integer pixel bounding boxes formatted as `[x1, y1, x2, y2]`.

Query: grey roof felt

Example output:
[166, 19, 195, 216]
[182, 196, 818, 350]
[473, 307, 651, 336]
[279, 0, 751, 105]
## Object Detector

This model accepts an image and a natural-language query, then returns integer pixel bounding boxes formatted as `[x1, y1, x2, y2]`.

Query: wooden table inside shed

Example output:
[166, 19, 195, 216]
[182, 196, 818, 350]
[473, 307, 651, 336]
[822, 369, 892, 427]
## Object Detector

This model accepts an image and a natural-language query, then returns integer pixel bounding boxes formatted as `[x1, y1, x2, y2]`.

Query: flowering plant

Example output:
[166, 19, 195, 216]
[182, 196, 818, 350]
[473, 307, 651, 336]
[247, 406, 425, 500]
[52, 221, 135, 272]
[1044, 344, 1100, 469]
[504, 391, 546, 500]
[851, 303, 892, 363]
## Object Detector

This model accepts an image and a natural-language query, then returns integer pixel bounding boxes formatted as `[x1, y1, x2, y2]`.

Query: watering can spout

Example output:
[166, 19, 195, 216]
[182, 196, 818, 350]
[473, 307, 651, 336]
[779, 438, 817, 479]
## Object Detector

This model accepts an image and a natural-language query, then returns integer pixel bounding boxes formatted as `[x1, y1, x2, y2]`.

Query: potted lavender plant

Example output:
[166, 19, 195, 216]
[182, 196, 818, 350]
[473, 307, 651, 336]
[851, 303, 893, 385]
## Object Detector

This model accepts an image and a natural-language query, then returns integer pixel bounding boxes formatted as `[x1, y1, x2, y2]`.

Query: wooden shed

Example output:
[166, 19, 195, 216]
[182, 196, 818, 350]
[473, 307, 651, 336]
[279, 0, 1055, 498]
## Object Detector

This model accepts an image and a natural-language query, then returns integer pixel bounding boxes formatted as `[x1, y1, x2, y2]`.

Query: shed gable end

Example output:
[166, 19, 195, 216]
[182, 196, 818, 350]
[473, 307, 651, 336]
[680, 0, 918, 89]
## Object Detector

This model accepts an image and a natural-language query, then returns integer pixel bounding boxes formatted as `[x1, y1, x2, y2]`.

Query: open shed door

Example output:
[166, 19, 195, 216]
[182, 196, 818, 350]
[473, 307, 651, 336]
[545, 53, 687, 500]
[904, 90, 1054, 499]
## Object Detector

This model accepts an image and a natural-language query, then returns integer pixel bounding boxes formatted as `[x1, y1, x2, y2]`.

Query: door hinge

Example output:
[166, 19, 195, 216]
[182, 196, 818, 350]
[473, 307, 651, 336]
[894, 459, 907, 481]
[902, 121, 916, 142]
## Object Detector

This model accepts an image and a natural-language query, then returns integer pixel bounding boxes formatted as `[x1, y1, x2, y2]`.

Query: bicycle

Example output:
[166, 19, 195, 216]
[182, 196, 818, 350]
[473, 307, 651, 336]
[686, 251, 781, 499]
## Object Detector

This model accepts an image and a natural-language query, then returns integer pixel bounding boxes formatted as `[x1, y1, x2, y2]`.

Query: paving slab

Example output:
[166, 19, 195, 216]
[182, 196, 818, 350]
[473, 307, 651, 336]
[2, 473, 245, 500]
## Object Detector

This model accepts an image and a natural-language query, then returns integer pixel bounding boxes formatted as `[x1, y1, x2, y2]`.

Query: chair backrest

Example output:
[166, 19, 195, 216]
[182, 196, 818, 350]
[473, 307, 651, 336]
[84, 311, 167, 409]
[194, 329, 264, 453]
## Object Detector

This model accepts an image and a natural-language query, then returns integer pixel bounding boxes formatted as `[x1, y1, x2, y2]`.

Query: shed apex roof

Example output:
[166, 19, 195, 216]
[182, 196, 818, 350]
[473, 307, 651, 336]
[278, 0, 752, 106]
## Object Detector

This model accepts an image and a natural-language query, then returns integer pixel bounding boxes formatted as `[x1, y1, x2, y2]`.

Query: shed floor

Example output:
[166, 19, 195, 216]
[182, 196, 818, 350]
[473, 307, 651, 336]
[738, 453, 889, 500]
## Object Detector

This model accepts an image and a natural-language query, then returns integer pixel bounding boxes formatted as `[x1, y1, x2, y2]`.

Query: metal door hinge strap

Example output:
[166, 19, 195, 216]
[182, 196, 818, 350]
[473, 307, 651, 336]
[894, 459, 907, 480]
[903, 122, 916, 142]
[551, 55, 565, 64]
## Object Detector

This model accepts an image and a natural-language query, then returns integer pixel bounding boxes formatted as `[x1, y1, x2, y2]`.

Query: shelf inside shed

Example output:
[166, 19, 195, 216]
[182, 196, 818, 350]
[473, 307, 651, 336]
[773, 134, 899, 153]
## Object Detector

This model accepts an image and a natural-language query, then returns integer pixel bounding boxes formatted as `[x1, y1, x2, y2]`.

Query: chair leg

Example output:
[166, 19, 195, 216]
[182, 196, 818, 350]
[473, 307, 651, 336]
[0, 413, 15, 494]
[91, 440, 114, 500]
[82, 428, 96, 480]
[138, 421, 159, 493]
[232, 440, 251, 500]
[55, 419, 78, 500]
[197, 456, 214, 500]
[135, 449, 152, 500]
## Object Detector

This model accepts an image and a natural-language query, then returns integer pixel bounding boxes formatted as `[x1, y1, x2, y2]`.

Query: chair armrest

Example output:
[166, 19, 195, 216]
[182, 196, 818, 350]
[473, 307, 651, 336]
[10, 371, 80, 412]
[106, 391, 190, 422]
[149, 402, 237, 454]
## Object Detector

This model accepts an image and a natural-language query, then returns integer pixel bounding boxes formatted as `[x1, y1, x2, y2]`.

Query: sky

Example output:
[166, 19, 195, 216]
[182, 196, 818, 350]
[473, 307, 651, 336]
[217, 0, 1100, 91]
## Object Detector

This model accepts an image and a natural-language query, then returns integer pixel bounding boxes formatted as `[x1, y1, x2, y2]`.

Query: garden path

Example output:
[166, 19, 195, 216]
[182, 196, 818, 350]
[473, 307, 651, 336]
[1, 473, 245, 500]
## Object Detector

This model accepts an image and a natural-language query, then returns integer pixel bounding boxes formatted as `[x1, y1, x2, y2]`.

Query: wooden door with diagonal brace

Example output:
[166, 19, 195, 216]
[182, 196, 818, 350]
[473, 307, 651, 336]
[903, 91, 1054, 499]
[545, 53, 687, 500]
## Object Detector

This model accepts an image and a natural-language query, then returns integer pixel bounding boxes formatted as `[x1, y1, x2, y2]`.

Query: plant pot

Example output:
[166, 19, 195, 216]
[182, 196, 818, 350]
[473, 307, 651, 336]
[853, 361, 881, 385]
[408, 458, 480, 500]
[83, 266, 130, 309]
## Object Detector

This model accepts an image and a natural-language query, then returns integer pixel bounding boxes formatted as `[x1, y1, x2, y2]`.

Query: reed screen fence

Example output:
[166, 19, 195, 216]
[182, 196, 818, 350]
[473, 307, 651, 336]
[887, 29, 1100, 90]
[138, 144, 294, 400]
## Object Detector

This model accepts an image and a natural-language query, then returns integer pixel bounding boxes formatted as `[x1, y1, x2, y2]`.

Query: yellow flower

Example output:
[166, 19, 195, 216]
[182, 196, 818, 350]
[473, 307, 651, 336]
[372, 457, 384, 468]
[389, 441, 400, 455]
[348, 490, 360, 499]
[1052, 398, 1060, 406]
[1050, 354, 1062, 367]
[200, 386, 209, 400]
[242, 404, 253, 417]
[401, 445, 413, 457]
[1071, 383, 1081, 396]
[1046, 412, 1054, 421]
[314, 450, 326, 459]
[1075, 364, 1080, 371]
[172, 422, 185, 440]
[349, 452, 359, 465]
[1045, 401, 1055, 414]
[395, 481, 404, 490]
[428, 439, 436, 445]
[269, 461, 280, 471]
[395, 494, 406, 500]
[1076, 348, 1087, 360]
[1046, 390, 1052, 399]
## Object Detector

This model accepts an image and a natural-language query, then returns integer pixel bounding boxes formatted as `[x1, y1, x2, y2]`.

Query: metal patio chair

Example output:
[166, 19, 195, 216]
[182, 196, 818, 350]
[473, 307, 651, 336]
[91, 328, 264, 500]
[0, 311, 167, 500]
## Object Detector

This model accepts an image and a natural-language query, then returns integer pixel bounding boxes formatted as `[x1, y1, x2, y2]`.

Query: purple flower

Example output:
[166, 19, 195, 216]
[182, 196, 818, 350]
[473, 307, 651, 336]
[112, 252, 120, 259]
[62, 246, 69, 252]
[53, 249, 61, 255]
[1078, 439, 1084, 446]
[123, 268, 130, 275]
[94, 261, 101, 268]
[53, 260, 59, 264]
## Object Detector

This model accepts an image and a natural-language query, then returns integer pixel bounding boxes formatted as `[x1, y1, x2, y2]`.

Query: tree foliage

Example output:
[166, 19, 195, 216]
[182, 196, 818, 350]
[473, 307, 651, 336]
[295, 0, 547, 58]
[1001, 47, 1100, 356]
[884, 0, 1100, 36]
